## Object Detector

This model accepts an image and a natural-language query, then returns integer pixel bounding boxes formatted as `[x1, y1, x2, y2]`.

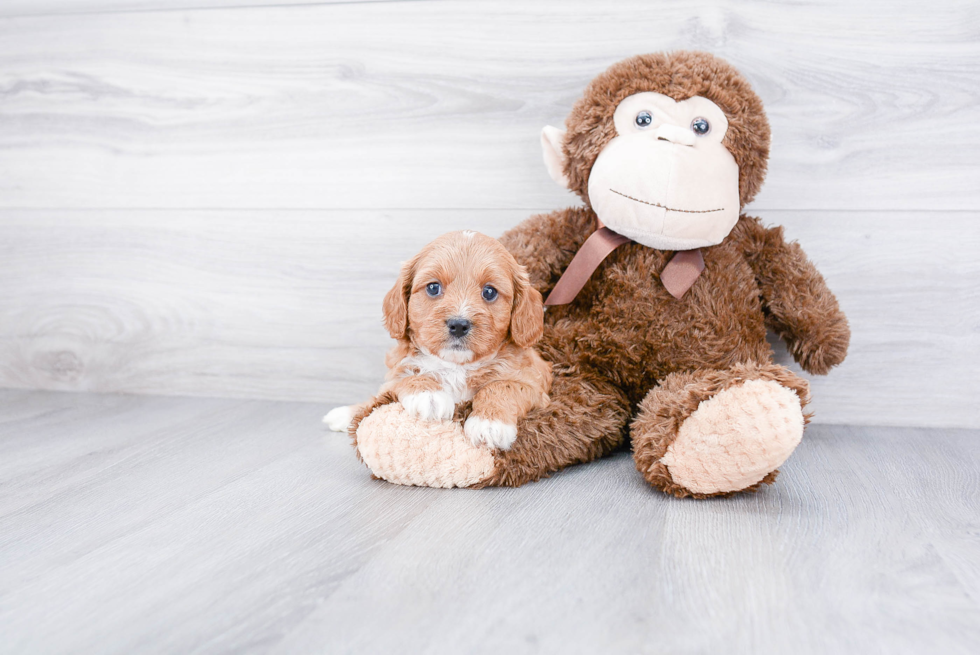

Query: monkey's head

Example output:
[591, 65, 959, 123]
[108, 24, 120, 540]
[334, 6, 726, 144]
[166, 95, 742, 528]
[542, 51, 770, 250]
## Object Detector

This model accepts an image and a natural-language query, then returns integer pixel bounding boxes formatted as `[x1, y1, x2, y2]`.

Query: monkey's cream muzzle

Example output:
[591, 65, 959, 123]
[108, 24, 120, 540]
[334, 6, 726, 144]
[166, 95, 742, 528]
[587, 93, 740, 250]
[542, 92, 741, 251]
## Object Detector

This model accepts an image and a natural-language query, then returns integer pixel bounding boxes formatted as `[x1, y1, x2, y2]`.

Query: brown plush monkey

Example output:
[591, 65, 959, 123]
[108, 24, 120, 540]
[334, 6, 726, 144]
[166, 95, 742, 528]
[351, 51, 849, 498]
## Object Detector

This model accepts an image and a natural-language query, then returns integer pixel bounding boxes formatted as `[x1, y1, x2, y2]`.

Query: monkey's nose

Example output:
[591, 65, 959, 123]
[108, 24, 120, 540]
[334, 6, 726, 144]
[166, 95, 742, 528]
[654, 124, 696, 146]
[446, 318, 472, 338]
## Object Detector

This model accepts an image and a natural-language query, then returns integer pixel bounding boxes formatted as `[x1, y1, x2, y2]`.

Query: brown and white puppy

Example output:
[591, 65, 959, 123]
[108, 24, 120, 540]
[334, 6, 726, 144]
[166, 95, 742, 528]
[324, 230, 552, 451]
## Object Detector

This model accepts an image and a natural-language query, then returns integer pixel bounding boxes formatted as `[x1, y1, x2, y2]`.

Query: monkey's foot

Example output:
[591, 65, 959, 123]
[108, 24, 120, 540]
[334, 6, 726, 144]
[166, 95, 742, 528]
[632, 363, 809, 498]
[349, 369, 630, 490]
[354, 403, 496, 488]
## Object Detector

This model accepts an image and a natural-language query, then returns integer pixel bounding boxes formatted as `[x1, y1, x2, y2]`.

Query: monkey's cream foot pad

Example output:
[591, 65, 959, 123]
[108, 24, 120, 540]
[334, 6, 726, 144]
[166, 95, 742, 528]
[355, 403, 495, 488]
[661, 379, 805, 495]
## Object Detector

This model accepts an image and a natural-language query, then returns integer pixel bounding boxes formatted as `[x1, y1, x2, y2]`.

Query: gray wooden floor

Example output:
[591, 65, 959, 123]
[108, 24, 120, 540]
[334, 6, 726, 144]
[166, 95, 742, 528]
[1, 390, 978, 654]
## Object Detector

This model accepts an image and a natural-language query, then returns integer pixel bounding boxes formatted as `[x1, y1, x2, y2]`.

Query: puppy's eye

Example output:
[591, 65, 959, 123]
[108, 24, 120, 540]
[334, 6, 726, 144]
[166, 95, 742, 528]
[635, 111, 653, 128]
[425, 282, 442, 297]
[481, 285, 498, 302]
[691, 117, 710, 136]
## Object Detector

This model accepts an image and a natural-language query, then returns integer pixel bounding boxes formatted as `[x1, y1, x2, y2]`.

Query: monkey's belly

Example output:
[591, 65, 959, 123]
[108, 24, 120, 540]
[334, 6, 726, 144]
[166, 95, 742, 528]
[547, 263, 771, 390]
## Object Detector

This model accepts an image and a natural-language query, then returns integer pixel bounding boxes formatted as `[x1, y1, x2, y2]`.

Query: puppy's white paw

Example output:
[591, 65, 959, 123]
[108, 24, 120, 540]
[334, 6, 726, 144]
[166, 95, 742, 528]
[323, 405, 354, 432]
[401, 391, 455, 421]
[464, 416, 518, 451]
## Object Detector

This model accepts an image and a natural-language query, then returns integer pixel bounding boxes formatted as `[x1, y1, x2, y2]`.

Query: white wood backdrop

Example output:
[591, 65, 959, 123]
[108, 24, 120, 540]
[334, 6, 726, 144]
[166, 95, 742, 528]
[0, 0, 977, 428]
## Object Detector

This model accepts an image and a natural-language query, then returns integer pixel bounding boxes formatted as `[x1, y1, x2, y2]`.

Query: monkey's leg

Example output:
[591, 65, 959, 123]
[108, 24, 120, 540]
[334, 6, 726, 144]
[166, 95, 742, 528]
[631, 362, 810, 499]
[474, 369, 630, 487]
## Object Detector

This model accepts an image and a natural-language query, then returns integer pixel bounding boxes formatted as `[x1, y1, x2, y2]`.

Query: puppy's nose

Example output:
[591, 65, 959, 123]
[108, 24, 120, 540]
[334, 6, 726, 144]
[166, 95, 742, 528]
[446, 318, 472, 338]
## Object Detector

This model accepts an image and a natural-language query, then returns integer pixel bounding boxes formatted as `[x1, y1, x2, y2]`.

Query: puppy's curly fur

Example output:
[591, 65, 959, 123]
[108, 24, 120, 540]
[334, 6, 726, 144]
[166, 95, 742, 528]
[365, 231, 551, 451]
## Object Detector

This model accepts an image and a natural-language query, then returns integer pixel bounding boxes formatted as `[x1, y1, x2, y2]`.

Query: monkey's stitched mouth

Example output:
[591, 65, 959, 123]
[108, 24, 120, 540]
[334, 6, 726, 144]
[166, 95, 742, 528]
[610, 189, 724, 214]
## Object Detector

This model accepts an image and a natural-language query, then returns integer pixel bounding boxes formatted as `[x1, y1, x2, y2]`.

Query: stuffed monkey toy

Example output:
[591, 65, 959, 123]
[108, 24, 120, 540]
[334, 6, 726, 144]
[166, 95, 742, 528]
[351, 51, 850, 498]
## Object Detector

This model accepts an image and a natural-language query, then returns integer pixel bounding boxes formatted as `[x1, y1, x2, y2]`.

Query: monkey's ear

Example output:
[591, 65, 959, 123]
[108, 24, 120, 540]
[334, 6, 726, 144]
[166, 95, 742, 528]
[540, 125, 570, 188]
[382, 255, 417, 340]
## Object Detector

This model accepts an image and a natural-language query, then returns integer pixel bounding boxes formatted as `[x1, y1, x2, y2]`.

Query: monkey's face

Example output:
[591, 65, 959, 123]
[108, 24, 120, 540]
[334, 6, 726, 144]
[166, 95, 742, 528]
[540, 52, 771, 251]
[585, 92, 740, 250]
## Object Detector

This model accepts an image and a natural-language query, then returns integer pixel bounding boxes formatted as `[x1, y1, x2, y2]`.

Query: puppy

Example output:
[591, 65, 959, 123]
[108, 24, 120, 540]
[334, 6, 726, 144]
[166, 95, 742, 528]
[324, 230, 551, 451]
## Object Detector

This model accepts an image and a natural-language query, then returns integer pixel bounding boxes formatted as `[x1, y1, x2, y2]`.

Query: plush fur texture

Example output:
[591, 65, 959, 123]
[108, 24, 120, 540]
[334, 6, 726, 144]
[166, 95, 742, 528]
[353, 51, 849, 497]
[491, 52, 848, 497]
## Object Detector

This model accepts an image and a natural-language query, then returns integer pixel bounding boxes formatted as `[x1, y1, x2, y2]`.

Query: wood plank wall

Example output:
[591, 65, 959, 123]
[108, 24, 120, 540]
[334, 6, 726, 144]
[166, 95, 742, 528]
[0, 0, 977, 428]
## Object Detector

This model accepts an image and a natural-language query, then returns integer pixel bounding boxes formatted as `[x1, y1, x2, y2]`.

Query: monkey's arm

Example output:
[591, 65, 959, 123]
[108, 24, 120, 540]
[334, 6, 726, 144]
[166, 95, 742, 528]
[499, 207, 596, 295]
[734, 216, 850, 375]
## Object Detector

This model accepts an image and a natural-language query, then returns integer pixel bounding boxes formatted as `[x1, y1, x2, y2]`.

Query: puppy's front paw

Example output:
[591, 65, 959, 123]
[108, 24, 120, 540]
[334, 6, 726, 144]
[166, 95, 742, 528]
[464, 416, 517, 451]
[401, 391, 455, 421]
[323, 405, 354, 432]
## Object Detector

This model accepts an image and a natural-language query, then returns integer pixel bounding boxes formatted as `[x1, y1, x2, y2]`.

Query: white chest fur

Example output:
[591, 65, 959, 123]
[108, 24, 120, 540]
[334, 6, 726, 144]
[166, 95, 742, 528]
[399, 351, 486, 402]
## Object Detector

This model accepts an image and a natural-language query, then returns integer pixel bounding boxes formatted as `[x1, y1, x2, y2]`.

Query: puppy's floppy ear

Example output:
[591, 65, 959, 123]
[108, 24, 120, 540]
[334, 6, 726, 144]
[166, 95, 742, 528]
[382, 254, 417, 340]
[509, 263, 544, 348]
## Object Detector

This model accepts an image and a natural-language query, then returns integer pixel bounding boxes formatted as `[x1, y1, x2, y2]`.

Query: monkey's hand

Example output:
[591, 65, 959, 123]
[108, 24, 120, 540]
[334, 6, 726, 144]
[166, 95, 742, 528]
[735, 216, 850, 376]
[780, 310, 851, 376]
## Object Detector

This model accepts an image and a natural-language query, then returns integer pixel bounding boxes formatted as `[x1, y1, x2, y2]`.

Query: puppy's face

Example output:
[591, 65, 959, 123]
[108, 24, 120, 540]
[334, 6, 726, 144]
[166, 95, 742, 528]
[383, 231, 544, 363]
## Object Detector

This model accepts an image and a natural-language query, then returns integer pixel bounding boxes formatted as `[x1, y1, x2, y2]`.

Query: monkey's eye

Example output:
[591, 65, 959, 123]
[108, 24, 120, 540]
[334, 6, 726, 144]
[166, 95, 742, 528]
[425, 282, 442, 297]
[634, 111, 653, 128]
[691, 117, 711, 136]
[481, 285, 498, 302]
